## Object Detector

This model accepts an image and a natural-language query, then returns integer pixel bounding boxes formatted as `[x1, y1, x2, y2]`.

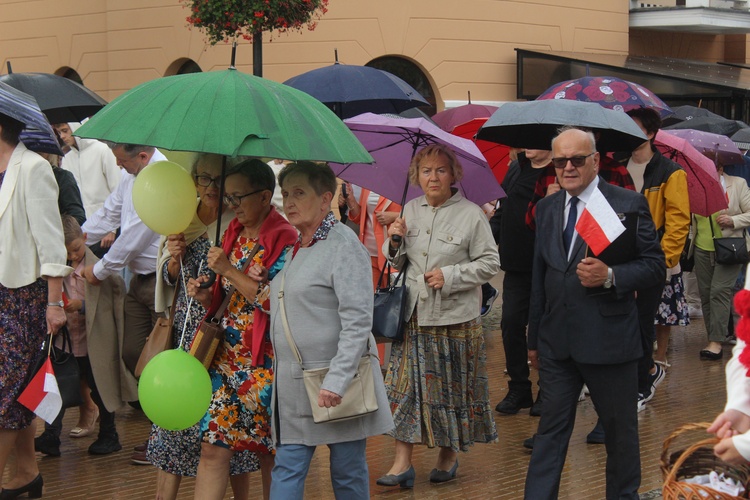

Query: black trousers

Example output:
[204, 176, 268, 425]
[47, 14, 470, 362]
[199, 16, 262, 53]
[500, 271, 533, 393]
[45, 355, 116, 438]
[637, 283, 663, 393]
[525, 358, 640, 500]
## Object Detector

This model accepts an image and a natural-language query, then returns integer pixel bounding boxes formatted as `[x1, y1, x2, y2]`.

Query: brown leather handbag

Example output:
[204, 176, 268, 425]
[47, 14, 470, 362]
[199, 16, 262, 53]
[135, 282, 179, 377]
[190, 245, 259, 369]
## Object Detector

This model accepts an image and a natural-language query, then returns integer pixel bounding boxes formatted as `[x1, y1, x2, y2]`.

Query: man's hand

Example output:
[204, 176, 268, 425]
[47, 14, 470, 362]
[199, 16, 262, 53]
[82, 265, 102, 285]
[576, 257, 608, 288]
[100, 231, 116, 249]
[528, 350, 539, 370]
[64, 299, 83, 313]
[318, 389, 342, 408]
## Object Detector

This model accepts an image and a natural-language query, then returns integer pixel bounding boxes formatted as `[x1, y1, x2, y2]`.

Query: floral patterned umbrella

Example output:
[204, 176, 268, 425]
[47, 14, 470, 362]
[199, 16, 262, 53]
[536, 76, 672, 118]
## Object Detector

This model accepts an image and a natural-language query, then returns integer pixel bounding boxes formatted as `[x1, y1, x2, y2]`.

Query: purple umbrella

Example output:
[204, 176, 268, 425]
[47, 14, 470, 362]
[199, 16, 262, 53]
[665, 129, 744, 167]
[330, 113, 504, 207]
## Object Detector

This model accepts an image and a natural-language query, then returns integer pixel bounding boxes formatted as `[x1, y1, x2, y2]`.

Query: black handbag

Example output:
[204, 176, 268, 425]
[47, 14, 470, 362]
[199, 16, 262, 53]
[711, 223, 749, 265]
[51, 326, 83, 409]
[372, 260, 409, 343]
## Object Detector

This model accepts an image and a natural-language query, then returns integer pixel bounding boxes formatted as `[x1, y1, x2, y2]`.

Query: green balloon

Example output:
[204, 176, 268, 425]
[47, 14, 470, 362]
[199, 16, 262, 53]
[132, 160, 198, 235]
[138, 350, 212, 431]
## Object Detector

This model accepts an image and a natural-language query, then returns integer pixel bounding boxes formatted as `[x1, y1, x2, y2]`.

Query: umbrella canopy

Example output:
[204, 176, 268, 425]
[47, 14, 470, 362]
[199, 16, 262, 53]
[0, 82, 62, 155]
[731, 128, 750, 150]
[75, 69, 373, 164]
[536, 76, 672, 118]
[661, 105, 723, 127]
[283, 63, 429, 119]
[664, 129, 744, 167]
[432, 103, 499, 132]
[663, 116, 750, 137]
[0, 72, 107, 124]
[476, 99, 648, 152]
[330, 113, 504, 206]
[451, 118, 511, 184]
[654, 130, 727, 217]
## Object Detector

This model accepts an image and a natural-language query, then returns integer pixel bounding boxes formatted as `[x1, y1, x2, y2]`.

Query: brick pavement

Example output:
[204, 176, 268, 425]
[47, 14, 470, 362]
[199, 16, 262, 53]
[2, 274, 731, 499]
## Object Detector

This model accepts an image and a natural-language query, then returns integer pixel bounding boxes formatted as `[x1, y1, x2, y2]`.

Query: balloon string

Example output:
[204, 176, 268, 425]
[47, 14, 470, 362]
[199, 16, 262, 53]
[178, 258, 203, 350]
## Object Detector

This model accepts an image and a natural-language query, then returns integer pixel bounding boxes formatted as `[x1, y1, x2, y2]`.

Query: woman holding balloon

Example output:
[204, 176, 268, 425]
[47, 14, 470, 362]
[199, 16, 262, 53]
[187, 159, 297, 500]
[145, 154, 259, 500]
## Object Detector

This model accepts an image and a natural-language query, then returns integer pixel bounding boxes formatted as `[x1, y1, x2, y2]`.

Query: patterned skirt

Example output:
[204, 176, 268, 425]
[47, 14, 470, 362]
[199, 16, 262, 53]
[655, 272, 690, 327]
[200, 326, 274, 454]
[0, 279, 47, 430]
[384, 313, 498, 452]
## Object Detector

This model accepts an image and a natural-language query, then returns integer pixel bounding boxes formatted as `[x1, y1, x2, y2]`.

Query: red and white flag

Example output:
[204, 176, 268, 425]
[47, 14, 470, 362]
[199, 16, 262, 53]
[18, 357, 62, 424]
[575, 187, 626, 256]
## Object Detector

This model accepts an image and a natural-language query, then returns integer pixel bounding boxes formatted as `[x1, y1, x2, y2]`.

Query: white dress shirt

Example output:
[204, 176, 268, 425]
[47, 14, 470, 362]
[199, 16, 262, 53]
[82, 150, 167, 280]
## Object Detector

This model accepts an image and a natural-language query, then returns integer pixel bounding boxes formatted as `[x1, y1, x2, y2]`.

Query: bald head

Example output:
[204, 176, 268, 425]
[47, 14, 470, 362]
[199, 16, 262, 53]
[552, 128, 600, 197]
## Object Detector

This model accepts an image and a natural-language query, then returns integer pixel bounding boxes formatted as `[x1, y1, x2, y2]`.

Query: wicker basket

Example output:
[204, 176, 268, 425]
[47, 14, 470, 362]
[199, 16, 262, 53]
[661, 422, 750, 499]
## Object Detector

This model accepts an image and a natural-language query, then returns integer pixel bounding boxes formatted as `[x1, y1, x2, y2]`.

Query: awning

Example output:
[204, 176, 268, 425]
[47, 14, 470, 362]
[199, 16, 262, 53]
[516, 49, 750, 102]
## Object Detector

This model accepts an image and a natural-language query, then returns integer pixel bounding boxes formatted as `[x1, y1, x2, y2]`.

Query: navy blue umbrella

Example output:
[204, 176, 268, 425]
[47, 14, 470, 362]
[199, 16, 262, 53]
[283, 56, 428, 119]
[0, 81, 62, 155]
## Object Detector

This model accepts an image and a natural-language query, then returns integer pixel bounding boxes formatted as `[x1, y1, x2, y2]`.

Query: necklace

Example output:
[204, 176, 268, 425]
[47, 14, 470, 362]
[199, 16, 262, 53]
[300, 236, 314, 247]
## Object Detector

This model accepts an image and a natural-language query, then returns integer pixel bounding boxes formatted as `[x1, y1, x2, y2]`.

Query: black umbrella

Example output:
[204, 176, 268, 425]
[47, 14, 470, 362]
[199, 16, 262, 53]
[663, 116, 750, 137]
[0, 71, 107, 124]
[661, 105, 724, 127]
[476, 99, 648, 152]
[732, 128, 750, 150]
[283, 51, 428, 119]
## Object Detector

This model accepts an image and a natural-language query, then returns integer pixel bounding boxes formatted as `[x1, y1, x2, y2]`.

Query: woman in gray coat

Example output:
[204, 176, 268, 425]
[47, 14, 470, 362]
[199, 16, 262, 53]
[261, 162, 393, 499]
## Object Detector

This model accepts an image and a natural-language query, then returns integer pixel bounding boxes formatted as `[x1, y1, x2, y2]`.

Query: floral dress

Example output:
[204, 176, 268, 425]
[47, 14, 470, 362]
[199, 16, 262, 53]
[0, 170, 48, 430]
[147, 236, 259, 475]
[200, 235, 287, 453]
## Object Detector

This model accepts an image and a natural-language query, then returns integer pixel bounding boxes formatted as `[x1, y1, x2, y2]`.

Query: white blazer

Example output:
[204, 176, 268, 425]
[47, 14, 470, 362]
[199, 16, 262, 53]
[0, 142, 71, 288]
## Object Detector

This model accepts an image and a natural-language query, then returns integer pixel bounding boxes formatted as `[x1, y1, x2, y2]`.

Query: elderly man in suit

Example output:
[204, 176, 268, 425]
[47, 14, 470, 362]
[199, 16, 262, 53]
[524, 127, 665, 500]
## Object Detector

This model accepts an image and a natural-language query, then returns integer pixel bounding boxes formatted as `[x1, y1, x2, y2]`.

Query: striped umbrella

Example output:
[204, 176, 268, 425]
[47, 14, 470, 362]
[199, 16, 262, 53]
[0, 82, 62, 155]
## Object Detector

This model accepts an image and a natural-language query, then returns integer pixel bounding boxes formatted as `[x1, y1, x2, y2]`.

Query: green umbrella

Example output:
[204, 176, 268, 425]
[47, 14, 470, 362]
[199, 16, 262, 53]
[74, 68, 373, 163]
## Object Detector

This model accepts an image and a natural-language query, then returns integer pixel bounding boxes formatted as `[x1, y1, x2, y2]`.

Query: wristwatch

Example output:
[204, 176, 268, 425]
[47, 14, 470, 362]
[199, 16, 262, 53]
[603, 267, 613, 289]
[48, 300, 65, 307]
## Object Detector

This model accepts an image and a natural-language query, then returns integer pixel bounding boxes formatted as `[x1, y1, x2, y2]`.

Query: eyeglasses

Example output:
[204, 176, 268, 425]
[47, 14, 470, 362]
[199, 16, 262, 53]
[195, 174, 222, 188]
[551, 152, 596, 169]
[223, 189, 264, 207]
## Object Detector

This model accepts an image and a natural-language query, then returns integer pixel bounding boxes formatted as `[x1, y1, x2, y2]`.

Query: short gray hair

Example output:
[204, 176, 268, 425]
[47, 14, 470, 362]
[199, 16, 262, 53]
[551, 126, 596, 152]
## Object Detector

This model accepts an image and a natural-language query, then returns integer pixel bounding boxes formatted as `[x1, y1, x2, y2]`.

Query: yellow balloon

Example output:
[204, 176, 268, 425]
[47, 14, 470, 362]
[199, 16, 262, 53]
[132, 160, 198, 235]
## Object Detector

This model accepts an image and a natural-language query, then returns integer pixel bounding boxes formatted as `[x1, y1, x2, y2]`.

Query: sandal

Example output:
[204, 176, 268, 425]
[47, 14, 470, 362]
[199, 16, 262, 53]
[654, 359, 671, 369]
[70, 407, 99, 438]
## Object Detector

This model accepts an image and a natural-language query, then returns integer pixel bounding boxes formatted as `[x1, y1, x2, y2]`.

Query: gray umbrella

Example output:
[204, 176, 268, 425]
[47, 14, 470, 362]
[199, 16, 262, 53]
[663, 116, 749, 137]
[476, 99, 648, 152]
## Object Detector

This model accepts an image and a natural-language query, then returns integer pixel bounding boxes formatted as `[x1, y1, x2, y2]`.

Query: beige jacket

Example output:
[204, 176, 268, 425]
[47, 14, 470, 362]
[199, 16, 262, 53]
[0, 143, 71, 288]
[384, 191, 500, 326]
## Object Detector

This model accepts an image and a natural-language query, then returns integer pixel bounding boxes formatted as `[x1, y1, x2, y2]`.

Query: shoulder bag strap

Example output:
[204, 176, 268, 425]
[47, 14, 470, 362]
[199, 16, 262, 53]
[278, 270, 304, 368]
[210, 242, 261, 322]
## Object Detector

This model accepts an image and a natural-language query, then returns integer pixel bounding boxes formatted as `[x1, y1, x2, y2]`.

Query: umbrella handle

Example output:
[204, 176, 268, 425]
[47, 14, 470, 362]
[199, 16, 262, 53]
[199, 270, 216, 289]
[392, 235, 402, 244]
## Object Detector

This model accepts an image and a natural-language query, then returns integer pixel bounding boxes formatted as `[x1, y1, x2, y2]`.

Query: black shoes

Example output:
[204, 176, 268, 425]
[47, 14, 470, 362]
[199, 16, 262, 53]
[586, 420, 605, 444]
[523, 435, 535, 449]
[88, 433, 122, 455]
[495, 391, 533, 414]
[529, 391, 543, 417]
[429, 461, 458, 483]
[376, 465, 416, 488]
[34, 431, 61, 457]
[699, 349, 723, 360]
[0, 473, 43, 499]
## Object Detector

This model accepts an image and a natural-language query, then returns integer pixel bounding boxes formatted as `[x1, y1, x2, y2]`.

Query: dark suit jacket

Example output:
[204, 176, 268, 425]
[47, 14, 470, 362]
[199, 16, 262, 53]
[527, 179, 665, 365]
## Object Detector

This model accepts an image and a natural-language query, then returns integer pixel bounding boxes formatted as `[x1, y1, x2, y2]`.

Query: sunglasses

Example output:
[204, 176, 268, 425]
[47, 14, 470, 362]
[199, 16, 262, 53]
[551, 152, 596, 169]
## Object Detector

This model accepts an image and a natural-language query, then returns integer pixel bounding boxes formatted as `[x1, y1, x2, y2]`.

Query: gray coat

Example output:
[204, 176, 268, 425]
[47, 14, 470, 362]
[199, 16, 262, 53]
[269, 223, 393, 446]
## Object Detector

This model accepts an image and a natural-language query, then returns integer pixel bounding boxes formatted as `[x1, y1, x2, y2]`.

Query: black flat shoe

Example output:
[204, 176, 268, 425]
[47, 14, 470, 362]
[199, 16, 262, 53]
[376, 465, 415, 488]
[0, 473, 43, 499]
[700, 349, 723, 360]
[429, 460, 458, 483]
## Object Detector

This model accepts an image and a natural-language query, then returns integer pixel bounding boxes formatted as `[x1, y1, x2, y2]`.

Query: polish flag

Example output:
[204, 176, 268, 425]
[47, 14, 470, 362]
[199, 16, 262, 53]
[18, 357, 62, 424]
[575, 187, 626, 256]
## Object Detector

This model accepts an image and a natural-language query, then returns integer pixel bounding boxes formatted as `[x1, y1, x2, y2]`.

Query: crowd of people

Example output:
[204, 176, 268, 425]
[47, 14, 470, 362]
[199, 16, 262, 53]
[1, 101, 750, 500]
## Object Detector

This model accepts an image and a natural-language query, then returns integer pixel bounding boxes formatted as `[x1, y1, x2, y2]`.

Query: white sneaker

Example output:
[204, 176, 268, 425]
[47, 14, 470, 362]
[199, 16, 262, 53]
[688, 306, 703, 318]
